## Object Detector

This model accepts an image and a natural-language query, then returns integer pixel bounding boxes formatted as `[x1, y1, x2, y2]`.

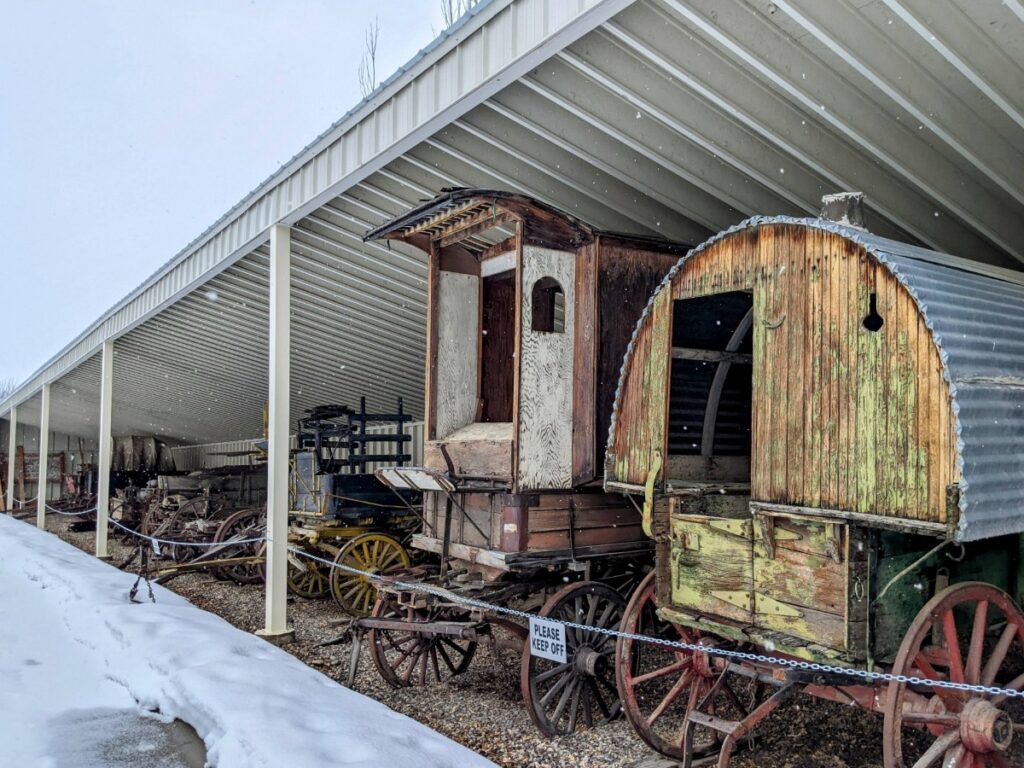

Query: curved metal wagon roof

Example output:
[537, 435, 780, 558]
[610, 216, 1024, 542]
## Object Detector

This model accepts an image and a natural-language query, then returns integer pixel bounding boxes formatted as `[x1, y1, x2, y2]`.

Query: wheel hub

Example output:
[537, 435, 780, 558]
[575, 646, 605, 676]
[960, 699, 1013, 753]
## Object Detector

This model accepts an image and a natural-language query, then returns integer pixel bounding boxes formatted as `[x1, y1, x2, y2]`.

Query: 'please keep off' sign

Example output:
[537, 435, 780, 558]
[529, 616, 567, 663]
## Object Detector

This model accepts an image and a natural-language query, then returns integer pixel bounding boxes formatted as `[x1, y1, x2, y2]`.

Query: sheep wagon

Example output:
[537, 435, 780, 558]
[607, 211, 1024, 768]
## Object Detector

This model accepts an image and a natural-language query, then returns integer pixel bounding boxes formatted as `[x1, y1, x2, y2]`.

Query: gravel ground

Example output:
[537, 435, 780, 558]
[45, 514, 900, 768]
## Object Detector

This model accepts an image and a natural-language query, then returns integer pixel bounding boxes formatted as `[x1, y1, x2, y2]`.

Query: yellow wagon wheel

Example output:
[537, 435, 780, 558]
[287, 543, 338, 599]
[330, 533, 410, 616]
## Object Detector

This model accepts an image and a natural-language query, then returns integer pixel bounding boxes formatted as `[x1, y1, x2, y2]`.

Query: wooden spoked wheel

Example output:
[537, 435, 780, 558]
[330, 533, 409, 616]
[210, 508, 265, 584]
[368, 595, 477, 687]
[522, 581, 626, 736]
[616, 571, 762, 766]
[286, 543, 336, 599]
[883, 582, 1024, 768]
[616, 571, 701, 760]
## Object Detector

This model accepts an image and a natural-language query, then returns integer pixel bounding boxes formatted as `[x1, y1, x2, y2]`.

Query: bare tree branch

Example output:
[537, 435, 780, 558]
[440, 0, 480, 29]
[0, 378, 17, 400]
[357, 16, 380, 98]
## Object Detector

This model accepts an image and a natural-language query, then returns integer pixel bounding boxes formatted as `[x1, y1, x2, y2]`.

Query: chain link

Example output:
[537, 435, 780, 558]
[45, 503, 98, 517]
[288, 546, 1024, 701]
[105, 516, 268, 548]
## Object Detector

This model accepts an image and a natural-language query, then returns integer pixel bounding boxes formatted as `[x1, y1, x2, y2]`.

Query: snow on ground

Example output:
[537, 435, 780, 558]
[0, 515, 495, 767]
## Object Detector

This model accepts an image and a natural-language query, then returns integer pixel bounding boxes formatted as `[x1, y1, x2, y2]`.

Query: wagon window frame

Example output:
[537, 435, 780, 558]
[530, 276, 566, 334]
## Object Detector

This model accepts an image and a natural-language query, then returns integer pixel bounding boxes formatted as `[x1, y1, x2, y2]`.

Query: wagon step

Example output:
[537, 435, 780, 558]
[685, 711, 741, 736]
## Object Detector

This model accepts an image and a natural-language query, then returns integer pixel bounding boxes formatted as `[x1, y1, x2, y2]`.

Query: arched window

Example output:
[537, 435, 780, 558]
[531, 276, 565, 333]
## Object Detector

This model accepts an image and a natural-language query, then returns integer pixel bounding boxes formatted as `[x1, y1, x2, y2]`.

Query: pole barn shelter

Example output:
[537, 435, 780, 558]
[2, 0, 1022, 635]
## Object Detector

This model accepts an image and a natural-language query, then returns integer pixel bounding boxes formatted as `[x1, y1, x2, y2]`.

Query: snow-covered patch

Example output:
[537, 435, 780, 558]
[0, 515, 495, 767]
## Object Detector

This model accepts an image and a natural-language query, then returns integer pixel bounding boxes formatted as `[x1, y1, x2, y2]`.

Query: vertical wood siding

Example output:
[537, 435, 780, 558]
[611, 224, 957, 524]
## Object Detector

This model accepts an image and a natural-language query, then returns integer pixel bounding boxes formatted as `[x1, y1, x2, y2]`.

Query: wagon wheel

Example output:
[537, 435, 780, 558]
[590, 558, 650, 599]
[286, 542, 338, 599]
[209, 507, 265, 584]
[330, 533, 410, 616]
[521, 581, 626, 736]
[883, 582, 1024, 768]
[368, 595, 477, 687]
[617, 571, 703, 760]
[149, 497, 207, 541]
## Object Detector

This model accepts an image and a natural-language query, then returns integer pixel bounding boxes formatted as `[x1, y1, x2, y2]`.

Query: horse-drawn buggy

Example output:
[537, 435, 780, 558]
[606, 206, 1024, 767]
[282, 399, 422, 611]
[353, 189, 688, 734]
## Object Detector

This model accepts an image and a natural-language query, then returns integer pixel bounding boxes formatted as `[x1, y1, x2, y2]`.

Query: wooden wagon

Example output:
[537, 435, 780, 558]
[607, 204, 1024, 767]
[357, 188, 688, 734]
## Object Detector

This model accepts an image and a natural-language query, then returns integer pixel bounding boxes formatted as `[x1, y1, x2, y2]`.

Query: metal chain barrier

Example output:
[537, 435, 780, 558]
[106, 516, 267, 549]
[288, 546, 1024, 701]
[45, 503, 98, 517]
[13, 495, 40, 507]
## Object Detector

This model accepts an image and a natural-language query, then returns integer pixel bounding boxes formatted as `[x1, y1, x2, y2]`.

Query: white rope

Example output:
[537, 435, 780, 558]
[289, 546, 1024, 702]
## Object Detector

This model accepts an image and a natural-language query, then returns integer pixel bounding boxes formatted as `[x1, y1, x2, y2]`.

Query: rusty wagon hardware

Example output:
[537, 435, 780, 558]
[352, 189, 691, 736]
[606, 209, 1024, 767]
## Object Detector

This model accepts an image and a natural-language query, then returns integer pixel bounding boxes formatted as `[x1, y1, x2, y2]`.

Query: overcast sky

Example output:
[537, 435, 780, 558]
[0, 0, 449, 387]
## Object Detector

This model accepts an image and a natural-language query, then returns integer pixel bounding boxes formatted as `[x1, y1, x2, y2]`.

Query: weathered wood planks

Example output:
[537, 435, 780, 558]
[611, 223, 957, 526]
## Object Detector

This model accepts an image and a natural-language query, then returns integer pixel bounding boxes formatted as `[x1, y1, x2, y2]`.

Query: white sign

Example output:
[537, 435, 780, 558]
[529, 616, 567, 663]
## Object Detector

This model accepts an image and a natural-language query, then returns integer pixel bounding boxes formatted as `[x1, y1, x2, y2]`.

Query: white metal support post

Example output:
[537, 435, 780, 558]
[259, 224, 294, 643]
[96, 339, 114, 559]
[37, 384, 50, 529]
[5, 405, 16, 514]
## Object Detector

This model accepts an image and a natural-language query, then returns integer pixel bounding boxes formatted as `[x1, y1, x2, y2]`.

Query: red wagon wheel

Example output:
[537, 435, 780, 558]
[883, 581, 1024, 768]
[368, 595, 477, 688]
[210, 507, 265, 584]
[615, 571, 764, 766]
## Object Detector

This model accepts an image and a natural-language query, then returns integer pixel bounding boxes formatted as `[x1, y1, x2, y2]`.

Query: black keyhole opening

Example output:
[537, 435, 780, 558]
[863, 292, 884, 332]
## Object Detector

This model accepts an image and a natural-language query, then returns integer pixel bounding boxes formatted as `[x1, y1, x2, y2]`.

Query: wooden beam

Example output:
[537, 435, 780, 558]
[672, 347, 753, 364]
[436, 210, 514, 249]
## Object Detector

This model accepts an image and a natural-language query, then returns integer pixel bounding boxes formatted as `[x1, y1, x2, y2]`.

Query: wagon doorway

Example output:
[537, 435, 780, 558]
[668, 291, 753, 484]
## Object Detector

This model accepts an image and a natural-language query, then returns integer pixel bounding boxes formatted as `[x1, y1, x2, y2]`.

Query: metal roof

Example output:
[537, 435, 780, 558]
[3, 0, 1023, 450]
[609, 215, 1024, 543]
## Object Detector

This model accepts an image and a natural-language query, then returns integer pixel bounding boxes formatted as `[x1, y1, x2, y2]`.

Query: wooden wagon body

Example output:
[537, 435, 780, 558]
[607, 212, 1024, 766]
[366, 189, 687, 576]
[349, 190, 695, 737]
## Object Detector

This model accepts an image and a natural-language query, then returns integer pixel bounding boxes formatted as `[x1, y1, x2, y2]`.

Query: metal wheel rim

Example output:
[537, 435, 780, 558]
[368, 595, 477, 688]
[210, 507, 264, 584]
[521, 580, 626, 736]
[883, 581, 1024, 768]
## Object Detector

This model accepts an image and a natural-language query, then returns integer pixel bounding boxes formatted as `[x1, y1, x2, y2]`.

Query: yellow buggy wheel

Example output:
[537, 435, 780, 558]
[330, 533, 410, 616]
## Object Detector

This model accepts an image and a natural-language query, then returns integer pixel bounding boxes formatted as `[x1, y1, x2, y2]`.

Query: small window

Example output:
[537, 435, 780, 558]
[531, 277, 565, 333]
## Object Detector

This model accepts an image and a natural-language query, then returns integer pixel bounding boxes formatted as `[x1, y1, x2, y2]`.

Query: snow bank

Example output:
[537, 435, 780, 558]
[0, 515, 495, 767]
